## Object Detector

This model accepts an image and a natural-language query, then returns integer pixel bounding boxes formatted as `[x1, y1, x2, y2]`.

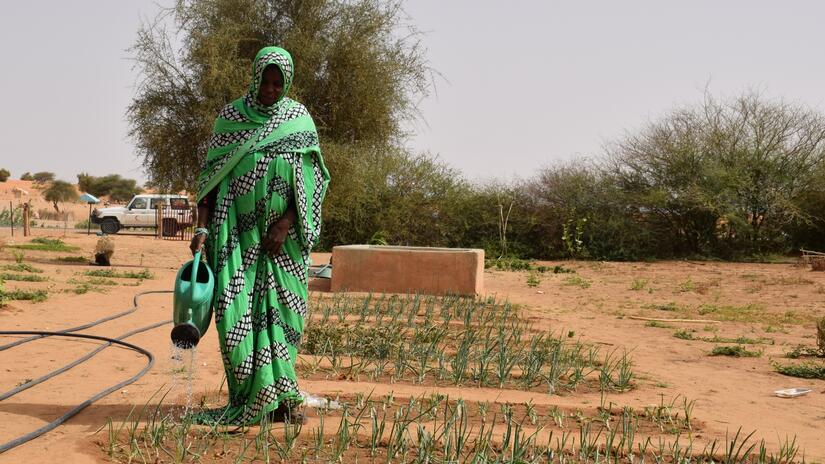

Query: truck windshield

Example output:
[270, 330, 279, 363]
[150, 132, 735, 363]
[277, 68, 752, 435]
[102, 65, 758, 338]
[170, 198, 189, 210]
[130, 198, 148, 209]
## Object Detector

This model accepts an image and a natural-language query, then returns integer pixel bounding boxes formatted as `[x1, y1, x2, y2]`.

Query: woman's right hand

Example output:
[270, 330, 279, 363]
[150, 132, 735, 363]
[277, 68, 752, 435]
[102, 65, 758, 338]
[190, 233, 207, 256]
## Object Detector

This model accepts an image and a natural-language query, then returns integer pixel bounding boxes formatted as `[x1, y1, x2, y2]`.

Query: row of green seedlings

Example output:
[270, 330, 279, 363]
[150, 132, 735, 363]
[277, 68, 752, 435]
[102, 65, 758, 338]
[67, 268, 154, 294]
[300, 294, 634, 393]
[6, 237, 79, 252]
[485, 257, 576, 274]
[104, 390, 800, 464]
[0, 262, 48, 305]
[773, 318, 825, 380]
[670, 330, 769, 358]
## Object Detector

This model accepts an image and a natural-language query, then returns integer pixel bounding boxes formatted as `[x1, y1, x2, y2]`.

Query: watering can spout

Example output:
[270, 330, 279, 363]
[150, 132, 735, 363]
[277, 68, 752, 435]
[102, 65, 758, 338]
[171, 251, 214, 349]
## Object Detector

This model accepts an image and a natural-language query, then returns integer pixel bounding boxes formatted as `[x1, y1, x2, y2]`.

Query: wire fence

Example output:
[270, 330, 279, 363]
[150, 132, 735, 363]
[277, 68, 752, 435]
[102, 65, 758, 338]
[156, 206, 196, 242]
[2, 202, 195, 241]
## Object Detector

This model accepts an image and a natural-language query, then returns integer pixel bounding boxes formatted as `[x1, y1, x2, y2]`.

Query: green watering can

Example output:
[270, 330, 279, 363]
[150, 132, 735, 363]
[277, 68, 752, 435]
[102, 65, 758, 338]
[171, 251, 215, 349]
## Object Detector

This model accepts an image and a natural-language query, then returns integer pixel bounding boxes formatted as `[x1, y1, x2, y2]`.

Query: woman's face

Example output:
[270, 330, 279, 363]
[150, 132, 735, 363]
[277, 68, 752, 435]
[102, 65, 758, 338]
[258, 64, 284, 106]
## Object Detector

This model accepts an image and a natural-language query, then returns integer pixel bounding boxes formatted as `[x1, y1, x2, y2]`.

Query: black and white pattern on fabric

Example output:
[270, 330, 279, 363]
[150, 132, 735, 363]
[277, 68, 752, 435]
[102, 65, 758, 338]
[215, 270, 245, 325]
[252, 268, 303, 347]
[293, 155, 310, 245]
[203, 152, 228, 173]
[236, 175, 292, 231]
[217, 174, 293, 273]
[259, 131, 318, 155]
[233, 342, 291, 383]
[308, 156, 326, 246]
[273, 250, 307, 285]
[209, 129, 256, 150]
[224, 308, 253, 353]
[234, 377, 299, 425]
[256, 104, 309, 142]
[218, 104, 247, 123]
[236, 208, 260, 235]
[259, 268, 308, 318]
[276, 285, 307, 318]
[198, 151, 233, 194]
[215, 227, 240, 274]
[213, 151, 279, 226]
[251, 305, 302, 347]
[214, 243, 261, 324]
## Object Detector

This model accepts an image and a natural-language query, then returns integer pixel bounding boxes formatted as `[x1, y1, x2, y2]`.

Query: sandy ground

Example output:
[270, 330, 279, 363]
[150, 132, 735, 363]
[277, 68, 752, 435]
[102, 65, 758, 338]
[0, 228, 823, 462]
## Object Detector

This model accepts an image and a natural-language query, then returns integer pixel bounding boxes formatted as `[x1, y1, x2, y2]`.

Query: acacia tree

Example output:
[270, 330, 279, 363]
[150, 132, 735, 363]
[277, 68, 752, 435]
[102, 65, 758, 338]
[32, 171, 55, 185]
[128, 0, 431, 193]
[77, 173, 142, 201]
[606, 92, 825, 255]
[43, 181, 78, 212]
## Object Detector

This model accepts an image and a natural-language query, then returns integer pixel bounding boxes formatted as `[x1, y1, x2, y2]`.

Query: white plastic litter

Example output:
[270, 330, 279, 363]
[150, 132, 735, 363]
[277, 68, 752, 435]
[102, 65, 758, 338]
[773, 387, 812, 398]
[300, 391, 342, 410]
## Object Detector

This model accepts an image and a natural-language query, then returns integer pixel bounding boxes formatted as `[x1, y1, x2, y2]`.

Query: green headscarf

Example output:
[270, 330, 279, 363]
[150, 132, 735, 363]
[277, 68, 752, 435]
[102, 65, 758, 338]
[245, 46, 294, 116]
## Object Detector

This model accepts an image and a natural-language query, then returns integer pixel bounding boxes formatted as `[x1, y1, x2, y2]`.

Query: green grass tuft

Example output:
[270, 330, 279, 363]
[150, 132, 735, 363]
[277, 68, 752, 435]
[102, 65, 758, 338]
[83, 269, 154, 279]
[485, 258, 575, 275]
[774, 361, 825, 379]
[643, 302, 683, 312]
[709, 345, 761, 357]
[0, 288, 48, 303]
[9, 237, 79, 252]
[1, 263, 44, 273]
[674, 330, 694, 340]
[645, 320, 673, 329]
[563, 275, 591, 288]
[630, 279, 648, 291]
[0, 273, 48, 282]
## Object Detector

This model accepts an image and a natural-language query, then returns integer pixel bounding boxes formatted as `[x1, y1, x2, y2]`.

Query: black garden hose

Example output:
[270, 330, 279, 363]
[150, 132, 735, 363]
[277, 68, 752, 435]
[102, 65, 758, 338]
[0, 290, 173, 454]
[0, 290, 171, 352]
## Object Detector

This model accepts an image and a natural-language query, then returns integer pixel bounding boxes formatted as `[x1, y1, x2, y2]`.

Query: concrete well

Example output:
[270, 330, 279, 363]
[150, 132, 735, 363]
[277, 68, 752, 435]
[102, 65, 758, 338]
[330, 245, 484, 296]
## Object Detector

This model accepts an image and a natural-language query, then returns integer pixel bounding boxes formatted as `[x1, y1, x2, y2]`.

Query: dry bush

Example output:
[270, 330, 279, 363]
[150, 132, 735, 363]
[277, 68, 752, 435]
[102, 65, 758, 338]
[94, 236, 115, 266]
[811, 257, 825, 271]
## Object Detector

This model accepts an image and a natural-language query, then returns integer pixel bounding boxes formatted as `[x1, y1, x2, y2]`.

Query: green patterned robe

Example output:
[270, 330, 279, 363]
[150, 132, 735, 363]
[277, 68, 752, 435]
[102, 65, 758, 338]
[194, 47, 329, 425]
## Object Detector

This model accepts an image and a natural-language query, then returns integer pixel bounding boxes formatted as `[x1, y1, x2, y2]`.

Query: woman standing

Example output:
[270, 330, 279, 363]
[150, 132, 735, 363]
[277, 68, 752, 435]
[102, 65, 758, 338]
[190, 46, 329, 425]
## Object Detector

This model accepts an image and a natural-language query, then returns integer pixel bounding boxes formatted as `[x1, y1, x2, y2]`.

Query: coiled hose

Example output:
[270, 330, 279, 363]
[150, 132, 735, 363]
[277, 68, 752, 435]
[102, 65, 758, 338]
[0, 290, 173, 454]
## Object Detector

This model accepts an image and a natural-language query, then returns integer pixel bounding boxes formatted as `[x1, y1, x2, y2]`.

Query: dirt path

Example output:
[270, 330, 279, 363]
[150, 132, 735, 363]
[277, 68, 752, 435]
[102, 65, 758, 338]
[0, 230, 822, 462]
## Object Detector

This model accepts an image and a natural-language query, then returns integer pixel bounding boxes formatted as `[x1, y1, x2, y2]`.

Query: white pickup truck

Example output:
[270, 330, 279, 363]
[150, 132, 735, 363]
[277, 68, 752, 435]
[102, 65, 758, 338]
[90, 194, 193, 235]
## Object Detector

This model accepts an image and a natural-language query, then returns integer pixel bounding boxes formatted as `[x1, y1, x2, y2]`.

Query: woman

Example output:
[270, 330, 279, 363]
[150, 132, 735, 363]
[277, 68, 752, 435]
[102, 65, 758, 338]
[190, 46, 329, 425]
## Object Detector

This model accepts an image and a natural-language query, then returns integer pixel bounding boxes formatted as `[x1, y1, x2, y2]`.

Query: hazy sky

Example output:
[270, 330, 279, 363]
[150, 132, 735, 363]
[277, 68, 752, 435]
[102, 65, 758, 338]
[2, 1, 825, 185]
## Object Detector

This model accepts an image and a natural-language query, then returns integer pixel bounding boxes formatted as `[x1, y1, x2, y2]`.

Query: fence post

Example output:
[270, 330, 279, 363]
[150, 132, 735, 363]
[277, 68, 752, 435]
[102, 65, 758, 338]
[156, 207, 163, 239]
[9, 201, 13, 237]
[22, 203, 30, 237]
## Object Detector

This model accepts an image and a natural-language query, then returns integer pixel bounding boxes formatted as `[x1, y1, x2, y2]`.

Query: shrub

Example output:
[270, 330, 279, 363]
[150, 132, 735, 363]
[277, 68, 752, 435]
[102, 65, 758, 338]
[94, 236, 115, 266]
[0, 168, 9, 182]
[710, 345, 761, 357]
[774, 361, 825, 380]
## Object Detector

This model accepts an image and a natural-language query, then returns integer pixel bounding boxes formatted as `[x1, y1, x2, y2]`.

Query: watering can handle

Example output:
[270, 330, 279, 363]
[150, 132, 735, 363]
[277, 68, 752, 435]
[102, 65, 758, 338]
[191, 251, 201, 300]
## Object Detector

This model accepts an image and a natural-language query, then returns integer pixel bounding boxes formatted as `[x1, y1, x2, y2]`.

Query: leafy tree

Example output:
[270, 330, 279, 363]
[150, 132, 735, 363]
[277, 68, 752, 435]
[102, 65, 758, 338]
[0, 169, 9, 182]
[77, 173, 142, 201]
[128, 0, 431, 193]
[605, 92, 825, 256]
[20, 172, 33, 181]
[32, 171, 55, 184]
[43, 181, 78, 212]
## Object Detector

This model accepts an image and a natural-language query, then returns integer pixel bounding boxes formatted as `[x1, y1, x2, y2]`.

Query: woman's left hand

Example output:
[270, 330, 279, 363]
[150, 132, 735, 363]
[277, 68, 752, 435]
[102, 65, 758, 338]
[262, 217, 291, 258]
